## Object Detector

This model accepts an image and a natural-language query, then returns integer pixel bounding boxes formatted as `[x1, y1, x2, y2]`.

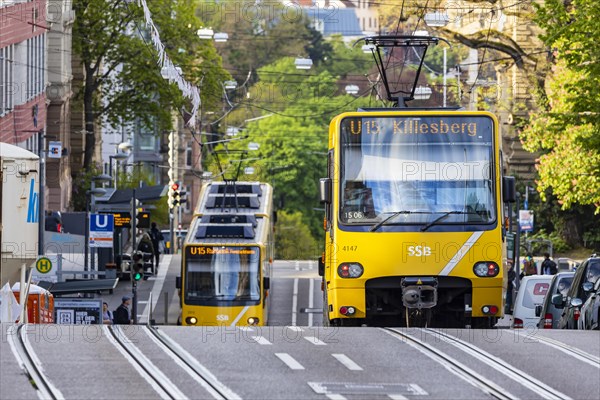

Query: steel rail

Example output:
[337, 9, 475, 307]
[144, 325, 242, 400]
[424, 328, 573, 400]
[7, 324, 65, 400]
[383, 327, 515, 400]
[105, 325, 187, 399]
[533, 334, 600, 369]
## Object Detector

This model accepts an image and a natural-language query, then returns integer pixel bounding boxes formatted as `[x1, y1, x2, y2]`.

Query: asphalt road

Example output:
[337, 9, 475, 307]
[1, 257, 599, 399]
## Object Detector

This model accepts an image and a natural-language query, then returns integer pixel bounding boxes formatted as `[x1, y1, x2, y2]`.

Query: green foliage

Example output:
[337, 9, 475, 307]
[528, 229, 571, 254]
[274, 211, 319, 260]
[198, 0, 330, 82]
[117, 167, 170, 227]
[208, 56, 372, 241]
[69, 164, 104, 212]
[521, 0, 600, 213]
[73, 0, 229, 168]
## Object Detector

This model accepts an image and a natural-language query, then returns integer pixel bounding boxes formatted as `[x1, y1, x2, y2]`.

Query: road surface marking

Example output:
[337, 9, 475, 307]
[251, 336, 272, 345]
[332, 354, 363, 371]
[275, 353, 305, 370]
[304, 336, 327, 346]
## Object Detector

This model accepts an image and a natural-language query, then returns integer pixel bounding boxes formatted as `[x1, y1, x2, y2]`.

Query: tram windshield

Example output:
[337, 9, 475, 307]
[184, 246, 261, 305]
[339, 115, 497, 228]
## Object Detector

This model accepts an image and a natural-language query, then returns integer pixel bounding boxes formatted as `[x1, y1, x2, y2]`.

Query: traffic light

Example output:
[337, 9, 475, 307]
[131, 262, 144, 281]
[169, 182, 181, 208]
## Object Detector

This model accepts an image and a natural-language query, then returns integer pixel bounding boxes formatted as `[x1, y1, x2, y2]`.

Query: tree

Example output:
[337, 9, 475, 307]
[275, 211, 319, 260]
[198, 0, 330, 83]
[72, 0, 229, 170]
[520, 0, 600, 213]
[207, 57, 372, 241]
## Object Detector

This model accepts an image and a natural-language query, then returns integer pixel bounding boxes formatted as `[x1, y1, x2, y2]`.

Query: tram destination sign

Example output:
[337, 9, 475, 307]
[113, 212, 132, 228]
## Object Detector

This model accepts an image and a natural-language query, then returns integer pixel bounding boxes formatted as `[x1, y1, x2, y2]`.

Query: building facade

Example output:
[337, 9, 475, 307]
[1, 0, 75, 213]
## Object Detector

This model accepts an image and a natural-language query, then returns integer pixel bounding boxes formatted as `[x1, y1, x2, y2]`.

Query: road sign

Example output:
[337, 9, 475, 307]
[54, 298, 102, 325]
[89, 213, 114, 248]
[113, 212, 132, 228]
[519, 210, 534, 232]
[32, 255, 58, 283]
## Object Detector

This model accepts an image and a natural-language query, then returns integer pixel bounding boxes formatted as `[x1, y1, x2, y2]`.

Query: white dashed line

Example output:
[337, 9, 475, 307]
[251, 336, 272, 345]
[303, 336, 327, 346]
[275, 353, 305, 370]
[332, 353, 363, 371]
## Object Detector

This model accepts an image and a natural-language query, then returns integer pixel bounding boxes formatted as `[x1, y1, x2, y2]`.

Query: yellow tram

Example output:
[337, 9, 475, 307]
[319, 111, 516, 328]
[178, 181, 274, 326]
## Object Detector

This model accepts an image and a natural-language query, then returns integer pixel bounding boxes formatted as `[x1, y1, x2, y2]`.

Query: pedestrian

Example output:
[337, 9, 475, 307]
[102, 302, 113, 325]
[149, 222, 164, 271]
[113, 296, 132, 324]
[506, 261, 517, 313]
[137, 233, 155, 275]
[541, 252, 557, 275]
[520, 255, 537, 279]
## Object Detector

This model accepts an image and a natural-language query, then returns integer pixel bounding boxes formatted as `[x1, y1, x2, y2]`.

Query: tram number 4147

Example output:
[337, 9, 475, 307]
[342, 246, 358, 251]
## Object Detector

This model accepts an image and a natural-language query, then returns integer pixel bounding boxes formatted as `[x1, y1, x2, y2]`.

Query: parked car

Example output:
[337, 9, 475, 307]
[512, 275, 553, 329]
[557, 254, 600, 329]
[160, 229, 188, 254]
[535, 271, 574, 329]
[578, 278, 600, 330]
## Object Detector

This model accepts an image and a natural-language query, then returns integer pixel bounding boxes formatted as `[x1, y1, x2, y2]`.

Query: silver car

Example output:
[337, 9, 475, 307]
[535, 271, 575, 329]
[578, 278, 600, 330]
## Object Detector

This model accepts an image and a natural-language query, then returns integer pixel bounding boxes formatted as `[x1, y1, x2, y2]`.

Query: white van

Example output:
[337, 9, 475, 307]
[512, 275, 553, 329]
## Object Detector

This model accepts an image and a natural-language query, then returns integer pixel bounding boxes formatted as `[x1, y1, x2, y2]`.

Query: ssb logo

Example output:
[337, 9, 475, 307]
[407, 245, 432, 257]
[216, 314, 229, 321]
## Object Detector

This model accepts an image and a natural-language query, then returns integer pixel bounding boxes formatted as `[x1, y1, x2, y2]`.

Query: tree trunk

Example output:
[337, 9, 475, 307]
[83, 73, 96, 170]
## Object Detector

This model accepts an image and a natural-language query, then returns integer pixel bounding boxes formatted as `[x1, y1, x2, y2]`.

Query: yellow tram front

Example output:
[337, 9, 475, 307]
[320, 111, 513, 328]
[181, 243, 270, 326]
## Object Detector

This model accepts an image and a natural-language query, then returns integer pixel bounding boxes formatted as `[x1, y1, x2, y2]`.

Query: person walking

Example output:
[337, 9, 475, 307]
[113, 296, 132, 324]
[541, 253, 557, 275]
[520, 255, 537, 279]
[149, 222, 164, 272]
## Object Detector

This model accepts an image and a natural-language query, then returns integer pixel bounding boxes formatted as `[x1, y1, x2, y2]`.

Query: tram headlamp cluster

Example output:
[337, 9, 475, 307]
[185, 317, 198, 325]
[473, 262, 499, 277]
[247, 317, 260, 325]
[338, 262, 364, 278]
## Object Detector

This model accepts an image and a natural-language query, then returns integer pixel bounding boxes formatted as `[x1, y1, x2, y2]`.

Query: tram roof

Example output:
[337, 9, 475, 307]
[194, 181, 273, 217]
[186, 215, 269, 245]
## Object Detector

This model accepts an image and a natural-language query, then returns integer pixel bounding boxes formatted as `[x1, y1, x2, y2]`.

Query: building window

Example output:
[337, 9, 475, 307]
[26, 34, 45, 101]
[186, 141, 193, 168]
[0, 45, 14, 116]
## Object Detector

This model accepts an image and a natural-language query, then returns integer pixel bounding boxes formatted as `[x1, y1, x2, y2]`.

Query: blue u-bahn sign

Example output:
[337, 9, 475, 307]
[89, 214, 114, 248]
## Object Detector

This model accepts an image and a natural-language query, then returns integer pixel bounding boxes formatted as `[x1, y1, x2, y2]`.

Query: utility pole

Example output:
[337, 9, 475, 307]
[38, 129, 45, 255]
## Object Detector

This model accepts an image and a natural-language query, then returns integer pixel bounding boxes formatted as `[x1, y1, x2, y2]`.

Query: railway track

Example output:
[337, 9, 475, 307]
[6, 324, 64, 400]
[106, 325, 240, 400]
[533, 334, 600, 369]
[383, 327, 573, 400]
[422, 328, 573, 400]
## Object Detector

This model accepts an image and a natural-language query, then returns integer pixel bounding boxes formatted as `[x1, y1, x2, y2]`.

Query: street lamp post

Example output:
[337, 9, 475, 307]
[109, 152, 128, 188]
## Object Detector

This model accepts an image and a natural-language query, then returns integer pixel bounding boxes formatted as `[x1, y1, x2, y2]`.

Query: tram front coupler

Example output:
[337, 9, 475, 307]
[401, 277, 438, 309]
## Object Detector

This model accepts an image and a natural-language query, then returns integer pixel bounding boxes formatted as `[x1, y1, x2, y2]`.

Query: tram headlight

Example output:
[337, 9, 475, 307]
[247, 317, 260, 325]
[185, 316, 198, 325]
[473, 262, 499, 277]
[338, 262, 364, 278]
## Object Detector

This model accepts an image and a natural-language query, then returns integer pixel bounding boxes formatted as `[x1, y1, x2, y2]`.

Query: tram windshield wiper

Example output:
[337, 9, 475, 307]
[420, 210, 470, 232]
[370, 210, 412, 232]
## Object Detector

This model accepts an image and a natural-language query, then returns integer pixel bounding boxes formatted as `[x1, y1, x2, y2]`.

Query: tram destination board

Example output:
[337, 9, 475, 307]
[113, 212, 132, 228]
